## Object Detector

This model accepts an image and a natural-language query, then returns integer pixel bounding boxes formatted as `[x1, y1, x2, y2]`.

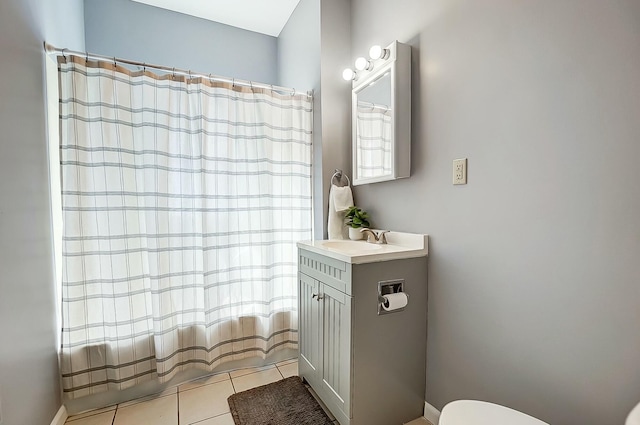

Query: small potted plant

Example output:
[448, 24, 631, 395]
[344, 206, 371, 240]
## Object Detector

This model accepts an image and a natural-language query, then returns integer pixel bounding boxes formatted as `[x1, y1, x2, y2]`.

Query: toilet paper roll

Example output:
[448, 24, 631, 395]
[381, 292, 408, 311]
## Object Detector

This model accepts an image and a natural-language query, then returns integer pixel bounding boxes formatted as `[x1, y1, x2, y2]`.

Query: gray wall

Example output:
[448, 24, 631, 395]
[278, 0, 351, 239]
[0, 0, 85, 424]
[84, 0, 278, 85]
[319, 0, 352, 238]
[278, 0, 323, 238]
[349, 1, 640, 424]
[278, 0, 321, 91]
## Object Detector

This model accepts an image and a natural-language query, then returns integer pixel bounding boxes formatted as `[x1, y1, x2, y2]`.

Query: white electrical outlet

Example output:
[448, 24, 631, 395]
[453, 158, 467, 185]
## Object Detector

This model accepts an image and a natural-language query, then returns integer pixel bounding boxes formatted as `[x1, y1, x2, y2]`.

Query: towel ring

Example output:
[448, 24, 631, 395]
[331, 169, 350, 187]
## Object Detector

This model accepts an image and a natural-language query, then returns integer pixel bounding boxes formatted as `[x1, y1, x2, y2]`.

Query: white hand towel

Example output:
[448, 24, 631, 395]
[332, 185, 354, 212]
[328, 184, 350, 240]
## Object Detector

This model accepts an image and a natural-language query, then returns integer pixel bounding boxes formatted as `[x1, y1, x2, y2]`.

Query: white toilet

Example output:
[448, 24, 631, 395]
[627, 401, 640, 425]
[440, 399, 640, 425]
[439, 400, 548, 425]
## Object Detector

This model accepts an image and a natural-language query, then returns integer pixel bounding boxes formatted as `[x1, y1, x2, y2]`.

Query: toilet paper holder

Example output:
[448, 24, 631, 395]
[378, 279, 407, 315]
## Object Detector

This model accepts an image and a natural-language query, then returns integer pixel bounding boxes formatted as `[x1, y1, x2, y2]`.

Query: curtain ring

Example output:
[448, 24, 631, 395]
[172, 67, 176, 79]
[142, 63, 146, 72]
[232, 78, 235, 88]
[270, 84, 274, 93]
[291, 88, 296, 96]
[113, 57, 117, 67]
[61, 48, 67, 60]
[209, 73, 213, 85]
[188, 70, 192, 82]
[85, 51, 89, 62]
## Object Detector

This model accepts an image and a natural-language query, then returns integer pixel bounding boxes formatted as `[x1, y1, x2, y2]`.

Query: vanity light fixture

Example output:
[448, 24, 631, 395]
[355, 57, 373, 71]
[369, 45, 390, 60]
[342, 44, 391, 82]
[342, 68, 358, 81]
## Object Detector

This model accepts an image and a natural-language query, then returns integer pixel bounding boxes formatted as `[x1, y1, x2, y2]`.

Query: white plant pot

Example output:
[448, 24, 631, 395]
[349, 227, 364, 240]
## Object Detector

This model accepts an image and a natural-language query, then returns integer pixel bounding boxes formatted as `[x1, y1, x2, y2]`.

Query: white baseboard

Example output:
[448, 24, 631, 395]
[424, 401, 441, 425]
[50, 405, 68, 425]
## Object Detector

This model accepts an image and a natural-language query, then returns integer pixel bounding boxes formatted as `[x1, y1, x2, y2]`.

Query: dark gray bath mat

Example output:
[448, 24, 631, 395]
[227, 376, 333, 425]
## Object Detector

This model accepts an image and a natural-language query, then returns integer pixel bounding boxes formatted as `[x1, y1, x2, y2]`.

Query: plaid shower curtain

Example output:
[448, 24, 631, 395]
[57, 56, 312, 399]
[355, 104, 392, 179]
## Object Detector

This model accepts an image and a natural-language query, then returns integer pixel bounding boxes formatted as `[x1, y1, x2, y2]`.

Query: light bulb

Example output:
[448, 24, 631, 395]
[369, 45, 382, 60]
[355, 57, 371, 71]
[342, 68, 357, 81]
[369, 45, 389, 60]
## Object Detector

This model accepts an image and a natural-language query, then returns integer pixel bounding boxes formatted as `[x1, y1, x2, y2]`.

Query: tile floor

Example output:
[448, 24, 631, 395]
[64, 359, 325, 425]
[64, 358, 430, 425]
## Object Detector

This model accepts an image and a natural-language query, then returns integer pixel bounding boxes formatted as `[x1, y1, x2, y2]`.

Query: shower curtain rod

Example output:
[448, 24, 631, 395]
[44, 42, 313, 98]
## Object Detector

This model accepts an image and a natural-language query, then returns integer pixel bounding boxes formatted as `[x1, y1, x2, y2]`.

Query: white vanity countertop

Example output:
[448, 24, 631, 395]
[297, 231, 428, 264]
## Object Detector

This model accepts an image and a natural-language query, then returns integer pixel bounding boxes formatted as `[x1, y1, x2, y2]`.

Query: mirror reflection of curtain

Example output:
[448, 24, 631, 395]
[57, 56, 312, 399]
[356, 103, 392, 178]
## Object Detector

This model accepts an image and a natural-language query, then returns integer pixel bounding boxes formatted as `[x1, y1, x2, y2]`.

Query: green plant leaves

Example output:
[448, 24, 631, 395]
[344, 206, 371, 228]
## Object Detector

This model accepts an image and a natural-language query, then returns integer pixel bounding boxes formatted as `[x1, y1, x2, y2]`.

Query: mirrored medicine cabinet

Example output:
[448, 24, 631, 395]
[351, 40, 411, 185]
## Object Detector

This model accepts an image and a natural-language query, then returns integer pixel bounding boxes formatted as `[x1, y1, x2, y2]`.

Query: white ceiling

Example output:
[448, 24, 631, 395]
[131, 0, 301, 37]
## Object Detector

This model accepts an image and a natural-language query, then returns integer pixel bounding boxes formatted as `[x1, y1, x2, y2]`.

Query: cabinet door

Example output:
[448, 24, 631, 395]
[299, 273, 321, 387]
[321, 283, 352, 417]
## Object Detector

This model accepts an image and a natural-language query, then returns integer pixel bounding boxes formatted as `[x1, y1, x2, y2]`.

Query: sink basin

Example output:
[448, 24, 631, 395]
[322, 240, 383, 254]
[297, 232, 428, 264]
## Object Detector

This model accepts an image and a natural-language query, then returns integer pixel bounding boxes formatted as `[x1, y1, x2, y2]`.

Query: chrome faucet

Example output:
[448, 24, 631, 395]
[359, 228, 390, 244]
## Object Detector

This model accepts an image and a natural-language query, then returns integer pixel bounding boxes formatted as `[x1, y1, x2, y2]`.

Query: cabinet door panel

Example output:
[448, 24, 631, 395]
[321, 284, 352, 416]
[299, 273, 321, 383]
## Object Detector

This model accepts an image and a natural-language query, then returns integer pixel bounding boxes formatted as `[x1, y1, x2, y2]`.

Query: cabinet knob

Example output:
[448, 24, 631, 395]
[312, 293, 324, 301]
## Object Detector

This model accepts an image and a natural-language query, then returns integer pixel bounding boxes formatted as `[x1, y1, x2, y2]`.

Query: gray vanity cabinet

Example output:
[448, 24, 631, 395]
[298, 246, 428, 425]
[299, 252, 352, 421]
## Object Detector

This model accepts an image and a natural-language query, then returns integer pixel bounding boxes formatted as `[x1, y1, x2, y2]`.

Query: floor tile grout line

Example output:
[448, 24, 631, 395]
[179, 376, 233, 394]
[228, 365, 278, 380]
[116, 391, 175, 408]
[66, 405, 118, 422]
[176, 385, 180, 425]
[189, 411, 232, 425]
[179, 371, 230, 389]
[181, 365, 278, 391]
[230, 366, 285, 390]
[230, 374, 237, 394]
[275, 358, 297, 366]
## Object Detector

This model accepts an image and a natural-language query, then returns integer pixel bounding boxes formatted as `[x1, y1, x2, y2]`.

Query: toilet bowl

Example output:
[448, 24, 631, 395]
[440, 400, 548, 425]
[440, 398, 640, 424]
[627, 401, 640, 425]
